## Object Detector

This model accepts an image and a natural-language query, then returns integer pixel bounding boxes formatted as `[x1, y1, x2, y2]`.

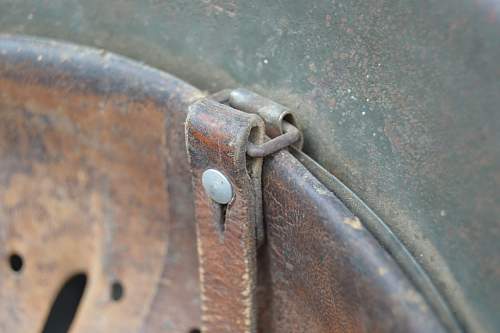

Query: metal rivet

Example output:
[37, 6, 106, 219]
[202, 169, 233, 204]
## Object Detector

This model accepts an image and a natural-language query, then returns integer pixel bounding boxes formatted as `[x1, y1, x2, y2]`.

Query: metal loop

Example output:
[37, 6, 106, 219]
[246, 121, 301, 157]
[208, 89, 303, 157]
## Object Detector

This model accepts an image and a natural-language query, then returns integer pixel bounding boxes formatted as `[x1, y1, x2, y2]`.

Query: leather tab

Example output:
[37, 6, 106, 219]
[185, 98, 265, 333]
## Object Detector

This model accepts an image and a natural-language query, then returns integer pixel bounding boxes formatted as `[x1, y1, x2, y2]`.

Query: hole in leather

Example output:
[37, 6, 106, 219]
[8, 253, 23, 272]
[111, 280, 124, 301]
[189, 329, 201, 333]
[211, 202, 227, 239]
[220, 204, 228, 231]
[42, 273, 87, 333]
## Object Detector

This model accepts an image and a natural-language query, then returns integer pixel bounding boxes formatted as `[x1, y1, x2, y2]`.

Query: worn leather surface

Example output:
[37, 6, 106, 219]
[259, 150, 446, 332]
[0, 36, 204, 332]
[186, 98, 264, 333]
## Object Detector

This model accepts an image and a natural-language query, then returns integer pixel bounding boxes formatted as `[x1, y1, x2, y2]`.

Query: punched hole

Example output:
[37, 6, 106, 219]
[42, 273, 87, 333]
[189, 329, 201, 333]
[8, 253, 23, 272]
[212, 202, 227, 238]
[111, 280, 124, 301]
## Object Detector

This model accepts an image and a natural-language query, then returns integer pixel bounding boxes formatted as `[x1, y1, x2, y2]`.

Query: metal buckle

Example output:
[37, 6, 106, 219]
[210, 88, 303, 157]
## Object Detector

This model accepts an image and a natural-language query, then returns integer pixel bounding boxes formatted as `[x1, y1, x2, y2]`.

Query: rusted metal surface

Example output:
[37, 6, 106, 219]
[0, 36, 204, 332]
[0, 36, 455, 332]
[186, 99, 265, 332]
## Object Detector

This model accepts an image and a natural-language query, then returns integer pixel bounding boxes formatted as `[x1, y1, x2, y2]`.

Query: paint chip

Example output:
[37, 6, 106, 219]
[343, 217, 363, 230]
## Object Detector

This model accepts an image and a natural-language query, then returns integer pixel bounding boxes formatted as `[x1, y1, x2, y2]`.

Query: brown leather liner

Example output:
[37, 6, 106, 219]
[0, 35, 204, 332]
[258, 150, 445, 332]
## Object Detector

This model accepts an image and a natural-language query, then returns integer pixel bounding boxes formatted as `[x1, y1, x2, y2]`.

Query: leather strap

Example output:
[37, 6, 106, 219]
[186, 98, 264, 333]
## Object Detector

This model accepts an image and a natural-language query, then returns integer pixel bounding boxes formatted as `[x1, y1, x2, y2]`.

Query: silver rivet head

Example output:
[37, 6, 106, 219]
[202, 169, 233, 204]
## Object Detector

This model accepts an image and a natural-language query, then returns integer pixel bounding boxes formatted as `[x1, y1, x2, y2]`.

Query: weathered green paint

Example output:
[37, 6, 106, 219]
[0, 1, 498, 332]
